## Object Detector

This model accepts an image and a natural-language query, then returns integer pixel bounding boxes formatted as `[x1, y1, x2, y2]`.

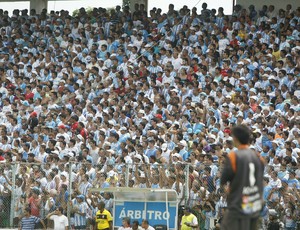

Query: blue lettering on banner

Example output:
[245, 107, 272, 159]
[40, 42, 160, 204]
[114, 202, 177, 228]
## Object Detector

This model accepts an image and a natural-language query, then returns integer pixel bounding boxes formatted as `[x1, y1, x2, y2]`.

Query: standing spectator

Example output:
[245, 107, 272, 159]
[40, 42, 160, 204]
[0, 3, 299, 230]
[78, 174, 92, 196]
[19, 207, 46, 230]
[101, 192, 113, 214]
[46, 207, 69, 230]
[27, 187, 41, 217]
[71, 195, 89, 230]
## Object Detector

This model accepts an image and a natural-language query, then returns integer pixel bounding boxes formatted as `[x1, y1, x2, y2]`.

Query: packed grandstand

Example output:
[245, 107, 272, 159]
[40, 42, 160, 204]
[0, 2, 299, 230]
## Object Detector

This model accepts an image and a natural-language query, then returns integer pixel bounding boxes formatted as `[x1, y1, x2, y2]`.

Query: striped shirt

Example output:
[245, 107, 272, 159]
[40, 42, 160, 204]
[74, 201, 89, 227]
[20, 215, 40, 230]
[147, 65, 163, 74]
[79, 181, 92, 196]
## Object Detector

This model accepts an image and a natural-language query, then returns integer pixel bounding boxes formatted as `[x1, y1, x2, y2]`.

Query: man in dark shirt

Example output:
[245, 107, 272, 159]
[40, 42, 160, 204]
[221, 125, 264, 230]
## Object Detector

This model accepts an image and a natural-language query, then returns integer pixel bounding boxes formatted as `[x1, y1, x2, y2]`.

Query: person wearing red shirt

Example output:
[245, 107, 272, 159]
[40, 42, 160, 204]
[0, 154, 5, 162]
[78, 122, 88, 140]
[221, 60, 231, 77]
[230, 32, 239, 48]
[249, 96, 258, 112]
[24, 86, 34, 100]
[69, 115, 79, 133]
[27, 187, 41, 217]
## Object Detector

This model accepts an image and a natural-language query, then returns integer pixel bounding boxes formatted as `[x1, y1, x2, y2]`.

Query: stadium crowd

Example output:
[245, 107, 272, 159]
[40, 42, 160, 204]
[0, 2, 299, 229]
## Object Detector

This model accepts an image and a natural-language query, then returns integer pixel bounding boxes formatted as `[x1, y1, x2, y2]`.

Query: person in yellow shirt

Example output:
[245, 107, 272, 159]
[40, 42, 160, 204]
[95, 201, 113, 230]
[180, 207, 198, 230]
[272, 43, 281, 61]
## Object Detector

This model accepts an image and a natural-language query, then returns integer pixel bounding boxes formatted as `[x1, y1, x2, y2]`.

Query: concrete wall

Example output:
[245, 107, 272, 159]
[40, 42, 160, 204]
[236, 0, 299, 12]
[30, 0, 47, 13]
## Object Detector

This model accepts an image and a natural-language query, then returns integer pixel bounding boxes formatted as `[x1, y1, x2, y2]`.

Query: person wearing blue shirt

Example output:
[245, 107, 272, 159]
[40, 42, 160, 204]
[264, 131, 275, 150]
[116, 49, 124, 64]
[275, 96, 285, 111]
[277, 167, 288, 180]
[100, 173, 110, 188]
[260, 146, 270, 158]
[45, 117, 56, 129]
[0, 173, 7, 185]
[178, 140, 189, 160]
[165, 134, 175, 151]
[261, 129, 270, 146]
[192, 116, 205, 132]
[72, 195, 89, 229]
[60, 184, 69, 204]
[181, 115, 192, 130]
[110, 132, 122, 155]
[98, 44, 107, 59]
[110, 38, 119, 53]
[263, 177, 272, 201]
[21, 142, 30, 160]
[145, 139, 157, 158]
[287, 171, 300, 189]
[20, 207, 46, 230]
[119, 128, 130, 143]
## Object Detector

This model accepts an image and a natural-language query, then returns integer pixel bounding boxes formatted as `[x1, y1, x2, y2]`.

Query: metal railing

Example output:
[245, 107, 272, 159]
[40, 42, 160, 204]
[1, 161, 297, 229]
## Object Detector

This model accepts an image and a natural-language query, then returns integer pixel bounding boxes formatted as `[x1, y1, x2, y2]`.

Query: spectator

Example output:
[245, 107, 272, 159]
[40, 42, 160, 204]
[46, 207, 69, 230]
[118, 217, 132, 230]
[71, 194, 89, 230]
[132, 220, 143, 230]
[141, 219, 155, 230]
[19, 207, 46, 230]
[27, 187, 41, 218]
[0, 3, 298, 230]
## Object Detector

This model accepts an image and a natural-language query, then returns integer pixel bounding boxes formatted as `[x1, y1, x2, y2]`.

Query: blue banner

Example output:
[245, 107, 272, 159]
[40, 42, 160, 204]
[114, 201, 177, 228]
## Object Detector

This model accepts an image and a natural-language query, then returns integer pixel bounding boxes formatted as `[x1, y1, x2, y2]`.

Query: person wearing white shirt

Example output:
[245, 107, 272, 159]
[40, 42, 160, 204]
[0, 136, 11, 152]
[141, 219, 155, 230]
[132, 220, 143, 230]
[269, 171, 282, 189]
[162, 50, 174, 66]
[46, 207, 69, 230]
[180, 207, 198, 230]
[0, 85, 8, 98]
[172, 52, 182, 71]
[118, 217, 132, 230]
[218, 32, 230, 54]
[133, 34, 143, 51]
[267, 5, 277, 19]
[2, 98, 11, 113]
[279, 35, 290, 51]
